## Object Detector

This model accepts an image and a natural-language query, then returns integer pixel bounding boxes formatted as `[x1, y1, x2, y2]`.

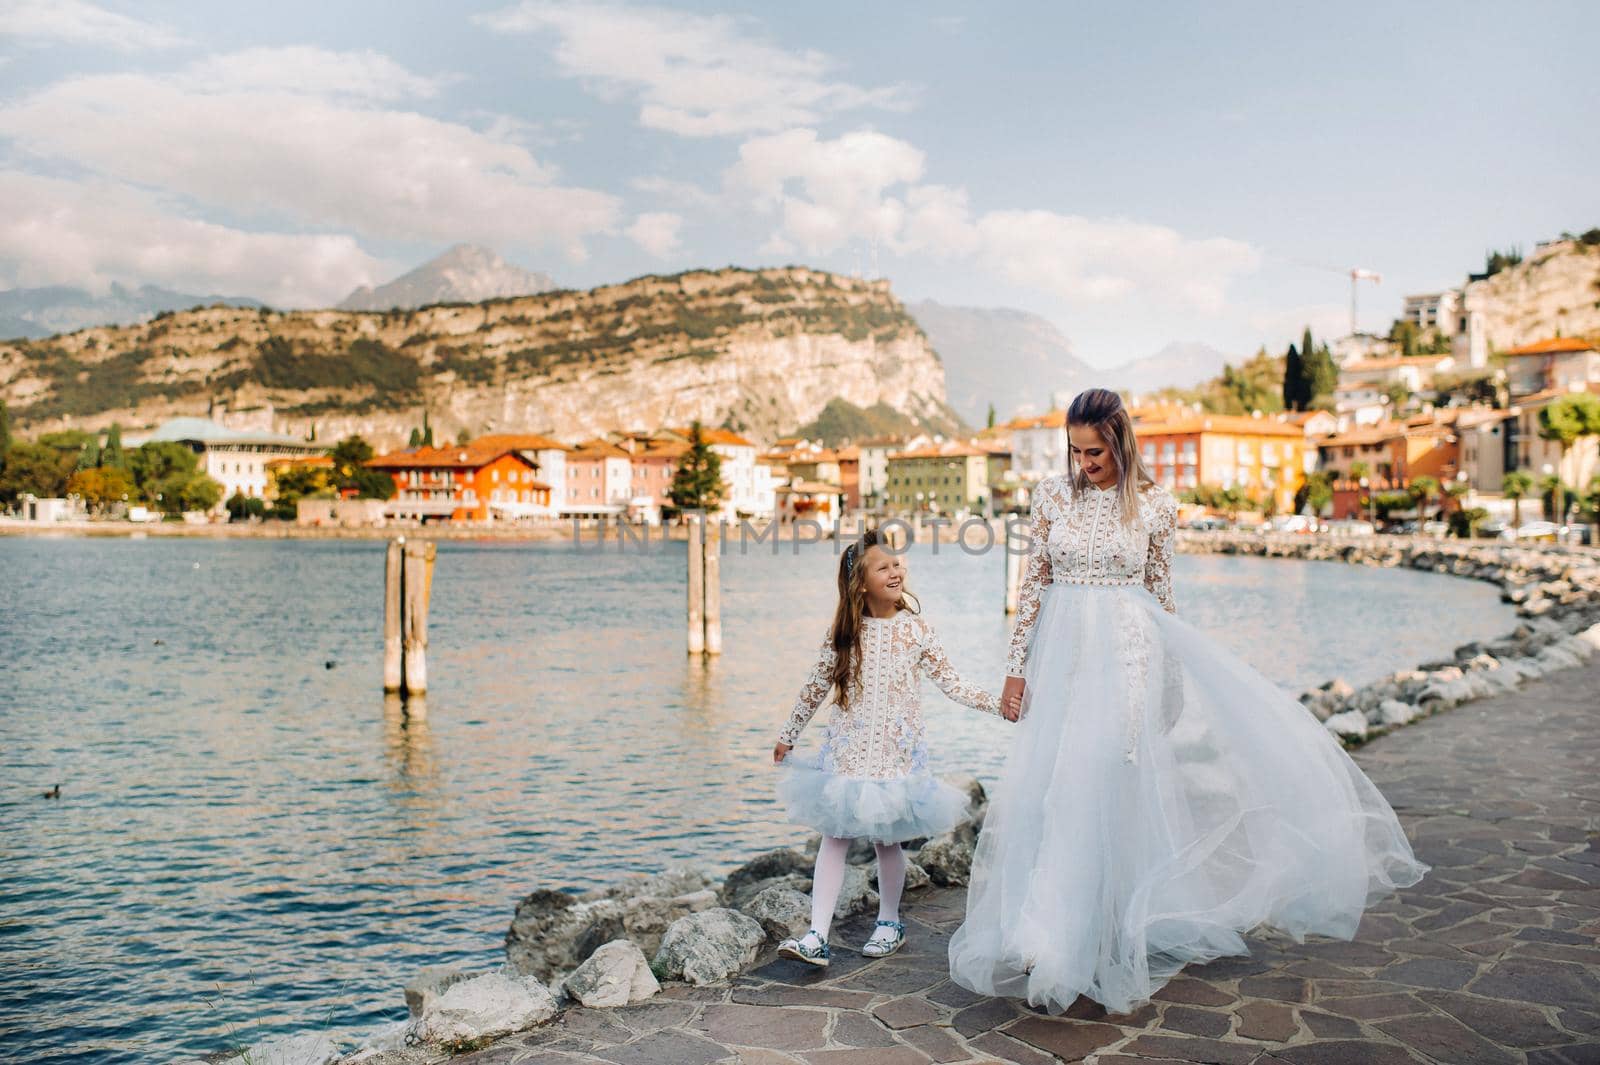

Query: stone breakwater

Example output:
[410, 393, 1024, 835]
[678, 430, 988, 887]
[1175, 533, 1600, 746]
[186, 535, 1600, 1065]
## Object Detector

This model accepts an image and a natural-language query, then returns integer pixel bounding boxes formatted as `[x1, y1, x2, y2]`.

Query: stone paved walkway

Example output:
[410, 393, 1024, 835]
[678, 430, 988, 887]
[466, 658, 1600, 1065]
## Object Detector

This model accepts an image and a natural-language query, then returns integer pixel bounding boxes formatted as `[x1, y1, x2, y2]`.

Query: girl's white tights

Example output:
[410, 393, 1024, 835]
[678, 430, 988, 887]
[807, 837, 908, 940]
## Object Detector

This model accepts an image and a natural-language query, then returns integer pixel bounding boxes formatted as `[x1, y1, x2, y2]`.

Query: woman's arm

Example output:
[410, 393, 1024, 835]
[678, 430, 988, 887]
[919, 621, 1002, 716]
[776, 628, 837, 749]
[1144, 488, 1178, 615]
[1004, 480, 1055, 677]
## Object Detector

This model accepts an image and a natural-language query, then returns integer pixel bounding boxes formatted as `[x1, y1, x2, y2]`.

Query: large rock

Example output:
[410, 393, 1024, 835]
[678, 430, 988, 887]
[1377, 699, 1417, 728]
[915, 831, 975, 886]
[873, 859, 931, 893]
[652, 908, 764, 985]
[561, 939, 659, 1007]
[507, 869, 718, 980]
[204, 1033, 341, 1065]
[403, 964, 470, 1018]
[739, 884, 812, 942]
[720, 848, 811, 905]
[1324, 709, 1369, 740]
[413, 972, 557, 1047]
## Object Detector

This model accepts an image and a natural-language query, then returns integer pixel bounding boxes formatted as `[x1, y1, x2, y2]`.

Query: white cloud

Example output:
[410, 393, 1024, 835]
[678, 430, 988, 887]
[0, 0, 187, 50]
[0, 172, 385, 306]
[625, 212, 683, 258]
[725, 127, 1261, 313]
[1246, 302, 1351, 345]
[0, 47, 621, 258]
[474, 1, 912, 137]
[184, 46, 445, 101]
[726, 129, 925, 254]
[630, 175, 718, 209]
[974, 211, 1261, 313]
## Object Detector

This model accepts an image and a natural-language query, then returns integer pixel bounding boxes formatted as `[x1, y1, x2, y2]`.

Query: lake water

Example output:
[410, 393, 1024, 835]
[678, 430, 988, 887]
[0, 534, 1515, 1063]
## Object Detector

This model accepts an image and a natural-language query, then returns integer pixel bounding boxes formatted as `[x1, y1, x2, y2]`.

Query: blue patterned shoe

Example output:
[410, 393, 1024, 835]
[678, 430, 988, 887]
[777, 929, 830, 967]
[861, 920, 906, 958]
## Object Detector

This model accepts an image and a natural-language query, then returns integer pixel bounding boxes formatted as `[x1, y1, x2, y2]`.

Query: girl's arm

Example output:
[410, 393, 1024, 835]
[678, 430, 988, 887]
[777, 629, 837, 747]
[1004, 479, 1056, 677]
[1144, 488, 1179, 615]
[920, 620, 1002, 716]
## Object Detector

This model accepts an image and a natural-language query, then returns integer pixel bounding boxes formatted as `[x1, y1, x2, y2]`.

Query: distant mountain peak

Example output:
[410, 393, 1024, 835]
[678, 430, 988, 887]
[338, 244, 556, 311]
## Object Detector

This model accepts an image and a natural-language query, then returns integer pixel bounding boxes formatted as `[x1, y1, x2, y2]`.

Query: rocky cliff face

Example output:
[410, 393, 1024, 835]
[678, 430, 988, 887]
[0, 267, 955, 448]
[337, 244, 557, 311]
[1467, 239, 1600, 351]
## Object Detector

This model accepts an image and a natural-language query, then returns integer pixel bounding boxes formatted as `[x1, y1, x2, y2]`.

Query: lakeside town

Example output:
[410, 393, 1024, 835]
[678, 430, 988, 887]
[4, 238, 1599, 544]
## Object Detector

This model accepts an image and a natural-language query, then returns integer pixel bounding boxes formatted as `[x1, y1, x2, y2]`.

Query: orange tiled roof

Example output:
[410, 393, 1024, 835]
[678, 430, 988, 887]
[569, 438, 632, 458]
[666, 425, 755, 447]
[471, 432, 569, 452]
[1502, 337, 1596, 357]
[265, 454, 334, 468]
[889, 442, 989, 460]
[1342, 355, 1453, 372]
[1134, 414, 1303, 438]
[1317, 424, 1407, 448]
[833, 444, 862, 461]
[1006, 410, 1067, 430]
[366, 444, 536, 470]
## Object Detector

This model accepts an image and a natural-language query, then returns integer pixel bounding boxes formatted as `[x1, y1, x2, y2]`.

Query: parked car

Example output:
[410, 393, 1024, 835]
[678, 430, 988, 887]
[1183, 516, 1229, 531]
[1324, 519, 1376, 537]
[1511, 521, 1562, 542]
[1421, 520, 1450, 537]
[1267, 514, 1318, 534]
[1478, 520, 1510, 540]
[1387, 520, 1420, 535]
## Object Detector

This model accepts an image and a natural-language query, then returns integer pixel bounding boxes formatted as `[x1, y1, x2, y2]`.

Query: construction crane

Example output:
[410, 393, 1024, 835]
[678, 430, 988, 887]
[1348, 268, 1382, 336]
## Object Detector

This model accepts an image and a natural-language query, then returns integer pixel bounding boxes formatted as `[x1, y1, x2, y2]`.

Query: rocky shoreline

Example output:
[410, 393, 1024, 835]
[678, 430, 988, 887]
[186, 534, 1600, 1065]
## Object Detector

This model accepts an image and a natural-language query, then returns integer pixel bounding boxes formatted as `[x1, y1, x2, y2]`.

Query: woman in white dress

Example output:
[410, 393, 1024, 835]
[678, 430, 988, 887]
[948, 388, 1427, 1014]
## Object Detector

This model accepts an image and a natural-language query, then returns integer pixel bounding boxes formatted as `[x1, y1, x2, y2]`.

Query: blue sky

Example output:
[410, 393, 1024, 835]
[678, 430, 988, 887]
[1, 0, 1595, 368]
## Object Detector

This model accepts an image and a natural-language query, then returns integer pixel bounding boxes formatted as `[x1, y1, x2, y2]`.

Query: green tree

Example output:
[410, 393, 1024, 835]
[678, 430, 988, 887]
[102, 422, 125, 469]
[1349, 461, 1373, 521]
[1409, 475, 1441, 527]
[986, 402, 995, 429]
[1282, 343, 1305, 411]
[1502, 469, 1533, 528]
[329, 435, 396, 499]
[408, 427, 422, 447]
[668, 421, 726, 511]
[65, 466, 135, 511]
[1537, 392, 1600, 524]
[272, 464, 332, 503]
[0, 442, 75, 502]
[0, 398, 10, 476]
[1443, 479, 1469, 517]
[1306, 343, 1339, 405]
[1294, 470, 1334, 515]
[225, 491, 267, 521]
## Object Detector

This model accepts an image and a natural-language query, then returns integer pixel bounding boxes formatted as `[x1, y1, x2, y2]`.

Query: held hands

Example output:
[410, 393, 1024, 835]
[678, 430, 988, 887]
[1000, 676, 1026, 722]
[773, 742, 792, 763]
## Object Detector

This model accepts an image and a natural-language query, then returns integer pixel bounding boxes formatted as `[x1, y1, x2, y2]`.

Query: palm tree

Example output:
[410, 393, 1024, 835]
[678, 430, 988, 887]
[1538, 472, 1564, 522]
[1349, 461, 1372, 522]
[1502, 469, 1532, 528]
[1443, 480, 1469, 516]
[1409, 476, 1440, 530]
[1538, 393, 1600, 526]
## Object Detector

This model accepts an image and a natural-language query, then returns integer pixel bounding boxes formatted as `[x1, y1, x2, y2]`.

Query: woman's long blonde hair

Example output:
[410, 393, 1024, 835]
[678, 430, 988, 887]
[1066, 388, 1153, 525]
[828, 528, 920, 710]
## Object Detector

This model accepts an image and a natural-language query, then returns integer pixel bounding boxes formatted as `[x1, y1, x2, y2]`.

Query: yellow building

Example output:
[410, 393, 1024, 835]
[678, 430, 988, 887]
[1131, 414, 1306, 513]
[885, 442, 991, 515]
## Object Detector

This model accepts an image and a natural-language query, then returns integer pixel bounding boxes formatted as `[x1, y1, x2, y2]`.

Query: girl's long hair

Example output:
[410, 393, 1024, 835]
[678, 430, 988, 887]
[828, 527, 920, 710]
[1066, 388, 1153, 525]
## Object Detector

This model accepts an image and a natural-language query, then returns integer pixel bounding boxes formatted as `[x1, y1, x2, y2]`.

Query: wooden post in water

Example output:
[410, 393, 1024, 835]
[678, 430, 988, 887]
[1004, 540, 1023, 615]
[703, 516, 722, 655]
[383, 539, 404, 692]
[401, 539, 436, 695]
[686, 513, 705, 655]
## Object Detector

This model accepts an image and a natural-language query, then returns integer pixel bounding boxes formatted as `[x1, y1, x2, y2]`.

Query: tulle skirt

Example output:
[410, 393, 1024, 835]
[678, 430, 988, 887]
[777, 757, 972, 844]
[948, 582, 1428, 1014]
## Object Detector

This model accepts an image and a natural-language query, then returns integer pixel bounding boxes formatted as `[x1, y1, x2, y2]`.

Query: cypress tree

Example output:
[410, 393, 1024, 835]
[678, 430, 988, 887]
[103, 423, 125, 469]
[1282, 343, 1304, 411]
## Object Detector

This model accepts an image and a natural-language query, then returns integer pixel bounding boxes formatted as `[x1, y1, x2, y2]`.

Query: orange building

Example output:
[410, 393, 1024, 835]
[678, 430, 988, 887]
[366, 444, 550, 521]
[1131, 414, 1306, 513]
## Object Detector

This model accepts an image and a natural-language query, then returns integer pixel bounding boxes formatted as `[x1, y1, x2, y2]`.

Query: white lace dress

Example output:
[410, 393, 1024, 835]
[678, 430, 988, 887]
[948, 475, 1427, 1013]
[776, 610, 1002, 843]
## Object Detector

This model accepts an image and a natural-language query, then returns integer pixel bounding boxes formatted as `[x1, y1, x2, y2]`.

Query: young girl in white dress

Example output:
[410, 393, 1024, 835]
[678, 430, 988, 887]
[948, 388, 1428, 1013]
[773, 528, 1003, 966]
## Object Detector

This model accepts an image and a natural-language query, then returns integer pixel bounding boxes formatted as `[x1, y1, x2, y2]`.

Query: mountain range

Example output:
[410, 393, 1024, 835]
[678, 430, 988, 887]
[0, 283, 261, 341]
[337, 244, 556, 310]
[908, 299, 1231, 422]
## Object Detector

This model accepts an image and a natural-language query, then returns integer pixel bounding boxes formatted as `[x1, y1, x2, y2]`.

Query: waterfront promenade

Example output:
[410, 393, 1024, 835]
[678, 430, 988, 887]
[449, 657, 1600, 1065]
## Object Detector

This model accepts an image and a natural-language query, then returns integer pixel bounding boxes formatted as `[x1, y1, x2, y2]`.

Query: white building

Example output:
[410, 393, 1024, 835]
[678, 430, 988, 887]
[127, 416, 324, 511]
[1402, 291, 1460, 334]
[1004, 412, 1069, 482]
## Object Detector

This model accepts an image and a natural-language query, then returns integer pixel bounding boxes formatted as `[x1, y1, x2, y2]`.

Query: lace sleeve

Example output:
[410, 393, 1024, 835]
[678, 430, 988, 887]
[1144, 488, 1178, 615]
[918, 620, 1001, 716]
[1005, 478, 1056, 677]
[777, 628, 836, 746]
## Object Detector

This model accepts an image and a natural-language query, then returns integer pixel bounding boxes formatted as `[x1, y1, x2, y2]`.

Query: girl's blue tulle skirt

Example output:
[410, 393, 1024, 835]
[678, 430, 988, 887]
[776, 757, 972, 843]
